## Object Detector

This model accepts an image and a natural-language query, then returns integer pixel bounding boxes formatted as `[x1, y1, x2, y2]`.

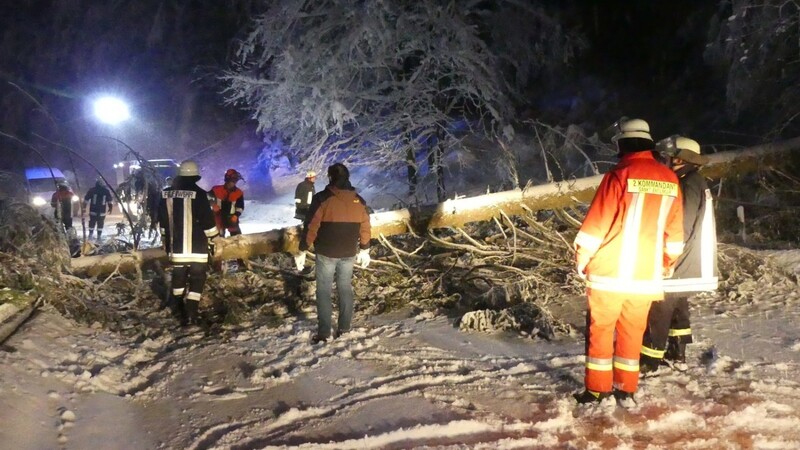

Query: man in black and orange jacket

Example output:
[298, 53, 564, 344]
[208, 169, 245, 237]
[51, 183, 75, 231]
[298, 163, 371, 343]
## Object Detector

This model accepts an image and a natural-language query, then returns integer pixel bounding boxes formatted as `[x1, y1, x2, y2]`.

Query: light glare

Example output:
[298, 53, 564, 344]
[93, 96, 130, 125]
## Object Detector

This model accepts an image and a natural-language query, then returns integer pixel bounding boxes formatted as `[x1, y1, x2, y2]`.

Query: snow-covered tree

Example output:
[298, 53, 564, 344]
[705, 0, 800, 136]
[225, 0, 579, 200]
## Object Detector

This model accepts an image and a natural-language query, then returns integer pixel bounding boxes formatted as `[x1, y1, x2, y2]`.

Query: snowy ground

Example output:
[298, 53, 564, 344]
[2, 250, 800, 449]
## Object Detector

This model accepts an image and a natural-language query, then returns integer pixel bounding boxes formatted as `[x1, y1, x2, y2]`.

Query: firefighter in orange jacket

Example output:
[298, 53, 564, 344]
[209, 169, 245, 237]
[573, 118, 684, 405]
[51, 182, 75, 232]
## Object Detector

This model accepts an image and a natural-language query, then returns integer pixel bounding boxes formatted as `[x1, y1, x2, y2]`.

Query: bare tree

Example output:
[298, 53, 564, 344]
[224, 0, 580, 200]
[705, 0, 800, 136]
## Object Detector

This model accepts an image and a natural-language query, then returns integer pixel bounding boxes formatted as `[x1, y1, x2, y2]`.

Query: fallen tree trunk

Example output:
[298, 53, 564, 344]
[71, 137, 800, 277]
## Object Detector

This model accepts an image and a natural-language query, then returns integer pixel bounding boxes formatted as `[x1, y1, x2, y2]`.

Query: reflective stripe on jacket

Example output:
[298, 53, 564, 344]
[209, 185, 244, 217]
[663, 168, 718, 293]
[158, 179, 219, 264]
[295, 180, 315, 208]
[574, 152, 684, 296]
[84, 186, 113, 214]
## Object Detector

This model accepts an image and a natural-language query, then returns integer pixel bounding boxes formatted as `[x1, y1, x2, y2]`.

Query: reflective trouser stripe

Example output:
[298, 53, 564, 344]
[186, 291, 201, 301]
[586, 357, 613, 372]
[641, 345, 665, 359]
[585, 289, 653, 394]
[613, 356, 639, 372]
[172, 288, 185, 296]
[669, 328, 692, 337]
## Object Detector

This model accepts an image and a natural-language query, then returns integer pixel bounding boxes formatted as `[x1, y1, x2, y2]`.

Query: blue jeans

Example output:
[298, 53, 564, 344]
[315, 254, 355, 338]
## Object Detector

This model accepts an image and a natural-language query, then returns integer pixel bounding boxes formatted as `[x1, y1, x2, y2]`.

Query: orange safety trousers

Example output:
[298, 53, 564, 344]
[585, 288, 656, 394]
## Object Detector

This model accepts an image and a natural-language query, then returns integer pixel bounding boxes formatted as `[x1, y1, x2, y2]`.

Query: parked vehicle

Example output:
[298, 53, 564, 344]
[113, 158, 178, 187]
[24, 167, 79, 213]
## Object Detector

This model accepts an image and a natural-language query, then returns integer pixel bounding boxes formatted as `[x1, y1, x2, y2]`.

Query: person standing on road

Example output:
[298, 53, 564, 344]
[297, 163, 371, 343]
[640, 136, 718, 373]
[158, 160, 220, 327]
[572, 118, 684, 405]
[209, 169, 245, 237]
[82, 178, 113, 240]
[51, 182, 75, 232]
[294, 171, 317, 221]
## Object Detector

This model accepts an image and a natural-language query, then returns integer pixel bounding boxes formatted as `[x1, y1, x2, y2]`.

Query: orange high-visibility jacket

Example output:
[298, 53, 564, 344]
[209, 185, 244, 217]
[574, 152, 684, 296]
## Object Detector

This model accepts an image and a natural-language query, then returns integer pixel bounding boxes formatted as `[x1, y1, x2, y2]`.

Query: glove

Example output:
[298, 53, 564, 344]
[293, 251, 306, 271]
[355, 249, 371, 269]
[230, 214, 239, 223]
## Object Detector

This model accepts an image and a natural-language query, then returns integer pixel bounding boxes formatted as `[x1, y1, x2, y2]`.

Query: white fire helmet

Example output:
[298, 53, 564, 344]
[611, 118, 652, 143]
[672, 136, 708, 165]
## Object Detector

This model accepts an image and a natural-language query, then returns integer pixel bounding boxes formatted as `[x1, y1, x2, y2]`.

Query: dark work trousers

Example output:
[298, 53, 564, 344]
[60, 216, 73, 230]
[88, 213, 106, 235]
[640, 293, 693, 366]
[171, 263, 208, 303]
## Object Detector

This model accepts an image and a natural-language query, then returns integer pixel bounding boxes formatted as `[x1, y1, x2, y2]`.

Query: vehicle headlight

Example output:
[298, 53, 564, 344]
[72, 195, 80, 202]
[32, 196, 47, 206]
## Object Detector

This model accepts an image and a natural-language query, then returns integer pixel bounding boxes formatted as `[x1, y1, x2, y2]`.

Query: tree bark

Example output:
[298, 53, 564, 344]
[406, 147, 417, 197]
[70, 136, 800, 277]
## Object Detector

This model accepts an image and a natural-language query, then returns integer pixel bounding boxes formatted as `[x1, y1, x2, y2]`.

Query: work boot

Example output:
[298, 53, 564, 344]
[311, 334, 330, 345]
[88, 231, 94, 240]
[333, 328, 350, 339]
[185, 300, 200, 326]
[664, 342, 689, 372]
[665, 340, 687, 364]
[613, 390, 636, 408]
[97, 230, 103, 241]
[172, 297, 189, 327]
[158, 293, 174, 311]
[573, 389, 611, 404]
[640, 360, 661, 375]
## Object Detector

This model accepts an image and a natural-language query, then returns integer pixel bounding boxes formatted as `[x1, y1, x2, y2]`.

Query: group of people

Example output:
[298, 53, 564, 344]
[157, 161, 370, 333]
[50, 179, 113, 241]
[134, 117, 721, 388]
[573, 118, 718, 405]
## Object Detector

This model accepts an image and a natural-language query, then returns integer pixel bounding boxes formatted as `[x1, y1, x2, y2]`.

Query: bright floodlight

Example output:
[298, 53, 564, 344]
[93, 96, 130, 125]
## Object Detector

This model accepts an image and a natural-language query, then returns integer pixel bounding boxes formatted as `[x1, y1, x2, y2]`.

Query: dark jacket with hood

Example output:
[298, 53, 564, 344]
[158, 176, 219, 264]
[301, 182, 370, 258]
[663, 166, 719, 293]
